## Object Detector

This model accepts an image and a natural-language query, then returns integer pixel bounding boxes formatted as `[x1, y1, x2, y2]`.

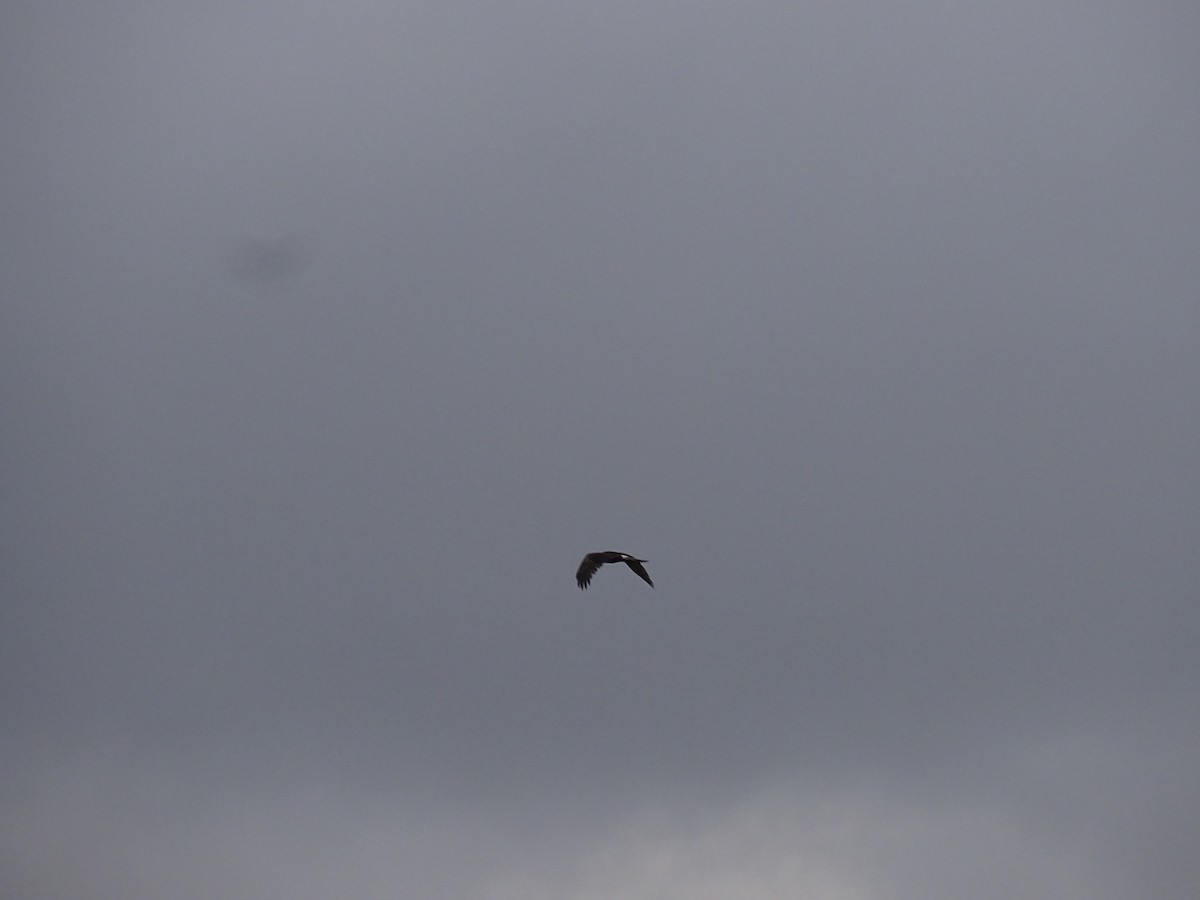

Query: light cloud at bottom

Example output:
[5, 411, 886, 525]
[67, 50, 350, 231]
[9, 730, 1186, 900]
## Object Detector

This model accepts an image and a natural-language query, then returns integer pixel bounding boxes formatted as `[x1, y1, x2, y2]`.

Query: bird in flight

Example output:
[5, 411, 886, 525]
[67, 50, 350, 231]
[575, 551, 654, 590]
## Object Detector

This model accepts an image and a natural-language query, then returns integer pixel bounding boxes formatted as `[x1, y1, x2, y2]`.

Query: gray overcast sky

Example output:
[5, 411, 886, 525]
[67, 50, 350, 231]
[3, 1, 1198, 897]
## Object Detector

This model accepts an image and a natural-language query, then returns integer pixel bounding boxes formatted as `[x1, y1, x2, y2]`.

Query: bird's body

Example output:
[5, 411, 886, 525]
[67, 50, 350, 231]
[575, 551, 654, 589]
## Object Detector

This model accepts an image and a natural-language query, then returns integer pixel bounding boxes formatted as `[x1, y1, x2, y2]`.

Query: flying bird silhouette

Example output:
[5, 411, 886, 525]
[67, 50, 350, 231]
[575, 551, 654, 590]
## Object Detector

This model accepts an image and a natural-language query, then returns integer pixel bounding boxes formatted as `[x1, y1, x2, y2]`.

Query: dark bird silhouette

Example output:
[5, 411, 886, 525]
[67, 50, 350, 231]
[575, 551, 654, 590]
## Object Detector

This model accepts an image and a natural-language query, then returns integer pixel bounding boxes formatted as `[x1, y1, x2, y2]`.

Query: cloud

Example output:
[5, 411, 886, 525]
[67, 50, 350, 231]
[3, 1, 1198, 897]
[14, 744, 1181, 900]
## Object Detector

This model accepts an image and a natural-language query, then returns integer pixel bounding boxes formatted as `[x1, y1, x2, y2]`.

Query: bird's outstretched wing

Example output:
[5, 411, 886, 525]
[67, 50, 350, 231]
[575, 553, 603, 590]
[622, 557, 654, 588]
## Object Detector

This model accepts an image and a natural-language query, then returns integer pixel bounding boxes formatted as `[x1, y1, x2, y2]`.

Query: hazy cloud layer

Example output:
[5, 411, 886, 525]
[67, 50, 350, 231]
[3, 2, 1198, 897]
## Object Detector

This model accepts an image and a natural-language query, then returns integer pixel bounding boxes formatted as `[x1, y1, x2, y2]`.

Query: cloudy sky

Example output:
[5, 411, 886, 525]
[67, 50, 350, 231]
[3, 2, 1197, 897]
